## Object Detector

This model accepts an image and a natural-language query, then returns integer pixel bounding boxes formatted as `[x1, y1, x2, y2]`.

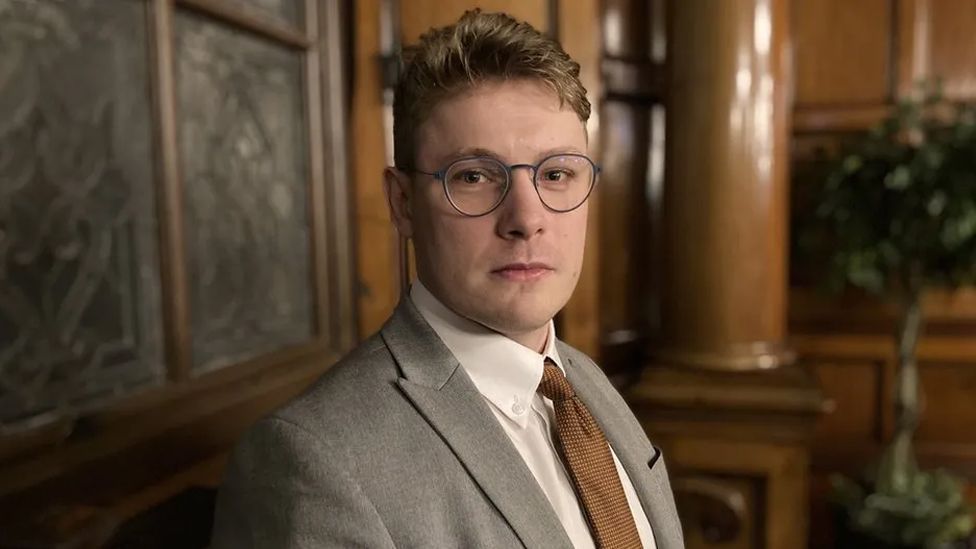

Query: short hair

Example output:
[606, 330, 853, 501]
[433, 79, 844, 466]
[393, 9, 591, 169]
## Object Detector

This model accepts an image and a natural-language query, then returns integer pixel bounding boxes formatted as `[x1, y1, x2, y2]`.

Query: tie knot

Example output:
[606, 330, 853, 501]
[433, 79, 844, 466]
[538, 360, 575, 401]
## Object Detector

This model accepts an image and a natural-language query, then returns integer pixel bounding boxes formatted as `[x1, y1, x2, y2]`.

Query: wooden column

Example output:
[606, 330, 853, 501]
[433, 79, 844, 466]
[629, 0, 824, 547]
[659, 0, 791, 370]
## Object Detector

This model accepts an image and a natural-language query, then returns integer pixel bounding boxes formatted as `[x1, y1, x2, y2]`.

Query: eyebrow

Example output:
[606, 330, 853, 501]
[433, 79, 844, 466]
[438, 147, 586, 165]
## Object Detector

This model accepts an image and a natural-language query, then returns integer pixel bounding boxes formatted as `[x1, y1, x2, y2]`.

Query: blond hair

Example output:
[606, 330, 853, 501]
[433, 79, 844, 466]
[393, 9, 590, 169]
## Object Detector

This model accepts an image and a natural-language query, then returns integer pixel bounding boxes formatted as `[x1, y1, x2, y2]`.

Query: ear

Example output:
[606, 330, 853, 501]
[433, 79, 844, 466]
[383, 167, 414, 238]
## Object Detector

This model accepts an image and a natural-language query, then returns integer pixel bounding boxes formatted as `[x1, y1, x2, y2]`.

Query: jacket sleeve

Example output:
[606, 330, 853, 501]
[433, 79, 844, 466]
[210, 416, 396, 549]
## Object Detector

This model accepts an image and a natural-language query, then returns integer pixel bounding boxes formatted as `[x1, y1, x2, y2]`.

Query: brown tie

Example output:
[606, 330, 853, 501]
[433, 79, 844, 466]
[538, 360, 643, 549]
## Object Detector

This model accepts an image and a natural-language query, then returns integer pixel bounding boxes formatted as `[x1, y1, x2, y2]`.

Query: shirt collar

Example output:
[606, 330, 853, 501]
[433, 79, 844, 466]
[410, 280, 565, 428]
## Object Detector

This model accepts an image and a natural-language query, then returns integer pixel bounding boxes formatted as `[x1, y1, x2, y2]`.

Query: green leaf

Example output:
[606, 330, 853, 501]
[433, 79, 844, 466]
[927, 191, 947, 216]
[843, 155, 864, 174]
[885, 165, 913, 190]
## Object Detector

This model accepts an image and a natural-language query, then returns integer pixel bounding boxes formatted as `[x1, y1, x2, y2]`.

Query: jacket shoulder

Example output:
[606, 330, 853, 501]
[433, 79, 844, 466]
[268, 332, 400, 438]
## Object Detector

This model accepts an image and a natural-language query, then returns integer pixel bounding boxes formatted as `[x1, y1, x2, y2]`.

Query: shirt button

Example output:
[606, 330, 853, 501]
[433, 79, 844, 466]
[512, 401, 526, 415]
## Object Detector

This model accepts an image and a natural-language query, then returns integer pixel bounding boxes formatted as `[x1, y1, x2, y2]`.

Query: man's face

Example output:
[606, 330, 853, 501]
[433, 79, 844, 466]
[386, 79, 590, 348]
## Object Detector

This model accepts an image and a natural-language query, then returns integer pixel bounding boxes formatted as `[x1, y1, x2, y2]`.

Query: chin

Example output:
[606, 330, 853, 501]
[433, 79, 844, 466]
[476, 302, 560, 335]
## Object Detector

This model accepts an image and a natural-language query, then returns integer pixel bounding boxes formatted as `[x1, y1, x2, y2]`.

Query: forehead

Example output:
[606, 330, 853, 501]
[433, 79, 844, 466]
[415, 80, 587, 166]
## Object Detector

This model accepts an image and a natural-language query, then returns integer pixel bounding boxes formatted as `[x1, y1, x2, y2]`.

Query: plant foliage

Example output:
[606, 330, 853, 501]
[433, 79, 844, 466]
[832, 471, 974, 549]
[803, 83, 976, 548]
[809, 84, 976, 297]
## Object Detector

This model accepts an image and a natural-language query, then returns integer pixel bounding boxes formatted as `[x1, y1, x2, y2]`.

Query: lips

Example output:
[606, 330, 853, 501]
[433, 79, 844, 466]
[491, 262, 554, 281]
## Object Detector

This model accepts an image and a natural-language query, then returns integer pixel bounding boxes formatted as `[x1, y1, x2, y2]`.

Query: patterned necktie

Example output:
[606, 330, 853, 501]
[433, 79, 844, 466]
[538, 360, 643, 549]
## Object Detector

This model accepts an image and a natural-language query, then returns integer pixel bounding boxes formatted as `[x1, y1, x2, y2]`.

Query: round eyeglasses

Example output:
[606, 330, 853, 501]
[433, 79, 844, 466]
[410, 154, 600, 217]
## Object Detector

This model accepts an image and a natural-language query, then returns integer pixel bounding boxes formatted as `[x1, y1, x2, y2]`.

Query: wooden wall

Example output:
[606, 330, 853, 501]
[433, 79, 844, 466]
[789, 0, 976, 546]
[598, 0, 667, 377]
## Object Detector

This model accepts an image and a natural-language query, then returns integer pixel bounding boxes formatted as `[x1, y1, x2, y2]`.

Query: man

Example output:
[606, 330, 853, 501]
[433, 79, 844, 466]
[211, 10, 683, 549]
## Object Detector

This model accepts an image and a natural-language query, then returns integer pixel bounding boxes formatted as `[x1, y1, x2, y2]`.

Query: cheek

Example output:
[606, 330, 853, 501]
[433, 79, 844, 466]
[422, 216, 492, 270]
[561, 213, 589, 255]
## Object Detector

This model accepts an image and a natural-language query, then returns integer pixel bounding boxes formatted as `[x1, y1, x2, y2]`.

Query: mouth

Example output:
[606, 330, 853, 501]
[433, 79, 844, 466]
[491, 262, 554, 282]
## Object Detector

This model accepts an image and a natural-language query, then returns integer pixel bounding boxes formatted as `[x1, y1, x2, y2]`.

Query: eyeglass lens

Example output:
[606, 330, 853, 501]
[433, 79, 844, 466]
[443, 155, 594, 216]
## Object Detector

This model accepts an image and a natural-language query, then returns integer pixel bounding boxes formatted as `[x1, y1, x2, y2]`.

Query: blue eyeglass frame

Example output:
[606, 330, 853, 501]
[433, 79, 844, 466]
[408, 153, 601, 217]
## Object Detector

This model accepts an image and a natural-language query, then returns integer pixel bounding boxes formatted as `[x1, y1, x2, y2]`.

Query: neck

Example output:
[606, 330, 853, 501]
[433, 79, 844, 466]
[411, 279, 553, 354]
[503, 325, 550, 354]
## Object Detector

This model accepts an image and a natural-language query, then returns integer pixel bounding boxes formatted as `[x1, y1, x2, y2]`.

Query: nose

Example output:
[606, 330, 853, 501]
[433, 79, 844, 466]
[496, 166, 546, 240]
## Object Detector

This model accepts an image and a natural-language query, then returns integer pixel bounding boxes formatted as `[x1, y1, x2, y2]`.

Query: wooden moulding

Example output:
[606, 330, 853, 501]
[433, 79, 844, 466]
[601, 58, 665, 103]
[672, 475, 749, 545]
[149, 0, 192, 382]
[176, 0, 311, 49]
[0, 349, 337, 544]
[792, 104, 893, 133]
[790, 287, 976, 339]
[0, 411, 75, 464]
[658, 437, 811, 549]
[630, 363, 826, 431]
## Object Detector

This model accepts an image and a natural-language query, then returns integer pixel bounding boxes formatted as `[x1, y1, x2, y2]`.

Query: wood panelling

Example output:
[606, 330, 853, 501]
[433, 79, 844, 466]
[795, 0, 976, 134]
[794, 330, 976, 546]
[917, 362, 976, 444]
[558, 0, 603, 358]
[597, 100, 650, 366]
[318, 0, 357, 351]
[793, 0, 893, 106]
[679, 476, 760, 549]
[808, 354, 976, 447]
[792, 105, 892, 134]
[660, 437, 810, 549]
[352, 0, 400, 337]
[0, 350, 335, 542]
[927, 1, 976, 98]
[595, 0, 660, 373]
[899, 0, 976, 98]
[791, 288, 976, 336]
[811, 360, 881, 442]
[400, 0, 548, 43]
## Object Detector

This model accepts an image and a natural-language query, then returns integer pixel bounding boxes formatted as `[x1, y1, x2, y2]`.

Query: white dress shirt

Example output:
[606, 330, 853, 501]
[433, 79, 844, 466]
[410, 282, 656, 549]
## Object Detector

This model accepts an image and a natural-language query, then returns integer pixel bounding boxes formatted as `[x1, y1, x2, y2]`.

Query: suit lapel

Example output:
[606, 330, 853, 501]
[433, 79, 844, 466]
[382, 300, 571, 549]
[560, 345, 685, 549]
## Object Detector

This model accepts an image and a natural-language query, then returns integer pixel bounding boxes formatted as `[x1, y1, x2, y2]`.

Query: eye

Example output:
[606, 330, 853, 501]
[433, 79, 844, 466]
[457, 170, 488, 185]
[542, 168, 574, 182]
[449, 165, 505, 186]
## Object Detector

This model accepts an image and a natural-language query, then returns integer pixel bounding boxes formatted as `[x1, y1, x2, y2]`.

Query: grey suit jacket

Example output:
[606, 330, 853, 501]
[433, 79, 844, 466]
[211, 299, 684, 548]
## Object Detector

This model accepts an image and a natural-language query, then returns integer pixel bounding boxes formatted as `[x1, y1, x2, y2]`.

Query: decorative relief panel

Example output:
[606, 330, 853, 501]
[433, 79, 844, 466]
[0, 0, 165, 423]
[175, 12, 314, 372]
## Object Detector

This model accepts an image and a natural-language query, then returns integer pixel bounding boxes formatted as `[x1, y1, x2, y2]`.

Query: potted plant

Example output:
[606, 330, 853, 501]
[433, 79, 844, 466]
[800, 84, 976, 548]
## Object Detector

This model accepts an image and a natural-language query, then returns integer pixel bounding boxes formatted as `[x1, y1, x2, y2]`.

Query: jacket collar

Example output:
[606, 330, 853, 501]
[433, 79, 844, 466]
[381, 298, 573, 548]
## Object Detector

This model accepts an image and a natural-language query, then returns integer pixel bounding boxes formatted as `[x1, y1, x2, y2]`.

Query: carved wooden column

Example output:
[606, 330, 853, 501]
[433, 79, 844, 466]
[628, 0, 824, 547]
